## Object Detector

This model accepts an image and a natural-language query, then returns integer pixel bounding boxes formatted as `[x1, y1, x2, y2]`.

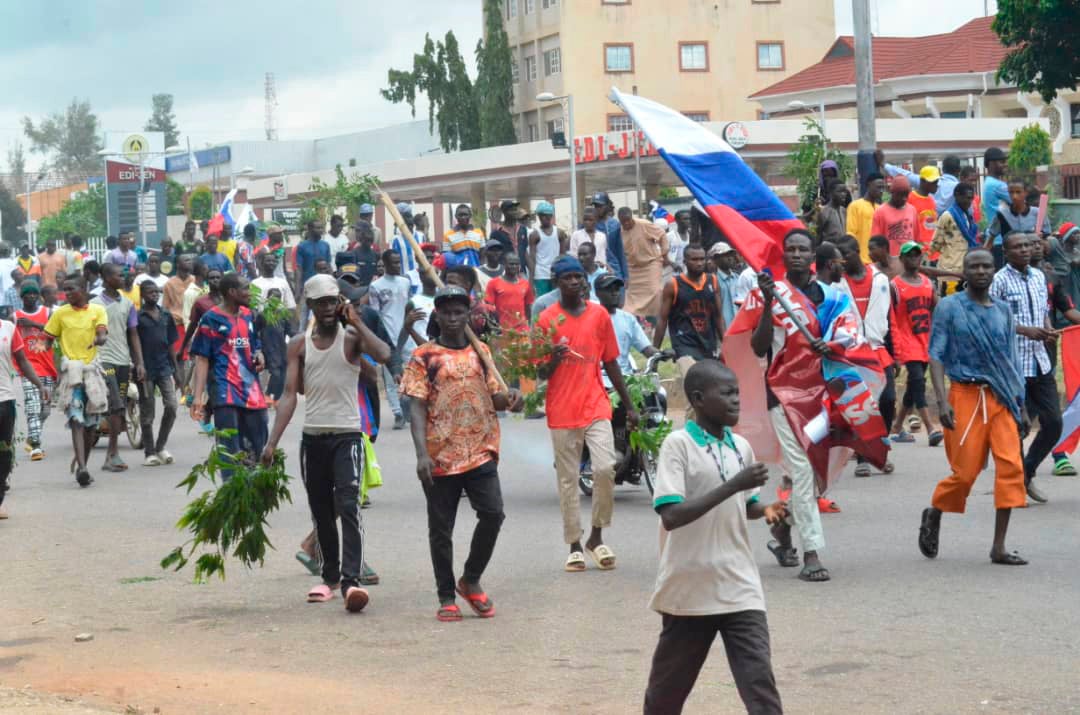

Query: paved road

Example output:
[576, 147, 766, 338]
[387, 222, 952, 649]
[2, 404, 1080, 714]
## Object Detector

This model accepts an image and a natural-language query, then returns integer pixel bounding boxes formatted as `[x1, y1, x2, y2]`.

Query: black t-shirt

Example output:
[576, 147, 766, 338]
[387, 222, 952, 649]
[341, 247, 380, 288]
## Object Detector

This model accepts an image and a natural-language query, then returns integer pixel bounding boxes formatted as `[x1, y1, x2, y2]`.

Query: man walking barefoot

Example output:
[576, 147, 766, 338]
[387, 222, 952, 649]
[918, 250, 1030, 565]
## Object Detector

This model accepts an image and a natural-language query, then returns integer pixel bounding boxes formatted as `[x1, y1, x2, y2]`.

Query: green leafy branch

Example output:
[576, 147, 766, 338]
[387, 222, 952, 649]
[610, 373, 673, 458]
[248, 283, 292, 329]
[161, 433, 292, 583]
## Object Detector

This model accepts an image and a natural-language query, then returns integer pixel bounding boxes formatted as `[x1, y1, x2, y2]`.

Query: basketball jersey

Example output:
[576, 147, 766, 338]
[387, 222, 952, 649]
[668, 273, 720, 360]
[890, 274, 933, 363]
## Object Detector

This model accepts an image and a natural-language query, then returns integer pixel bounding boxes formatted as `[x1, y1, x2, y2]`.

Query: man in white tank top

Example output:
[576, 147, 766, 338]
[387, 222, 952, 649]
[528, 201, 569, 298]
[262, 275, 392, 613]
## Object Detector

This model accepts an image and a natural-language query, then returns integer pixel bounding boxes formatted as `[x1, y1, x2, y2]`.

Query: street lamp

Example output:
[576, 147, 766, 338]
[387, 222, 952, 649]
[536, 91, 578, 230]
[789, 99, 828, 150]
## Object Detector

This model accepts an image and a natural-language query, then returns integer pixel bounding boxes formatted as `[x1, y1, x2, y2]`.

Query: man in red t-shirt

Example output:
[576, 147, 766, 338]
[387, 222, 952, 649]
[871, 175, 919, 256]
[484, 253, 533, 333]
[14, 282, 57, 460]
[537, 256, 637, 573]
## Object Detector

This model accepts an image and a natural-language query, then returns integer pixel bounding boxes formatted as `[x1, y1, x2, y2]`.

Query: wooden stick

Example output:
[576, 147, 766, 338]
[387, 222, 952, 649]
[378, 191, 509, 392]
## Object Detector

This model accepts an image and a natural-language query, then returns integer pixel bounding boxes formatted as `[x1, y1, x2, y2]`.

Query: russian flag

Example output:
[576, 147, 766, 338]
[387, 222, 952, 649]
[1055, 325, 1080, 457]
[610, 88, 802, 274]
[649, 200, 674, 225]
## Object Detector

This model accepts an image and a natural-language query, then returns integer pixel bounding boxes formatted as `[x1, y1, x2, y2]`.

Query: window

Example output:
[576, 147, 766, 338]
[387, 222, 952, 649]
[547, 118, 564, 137]
[506, 0, 517, 18]
[757, 42, 784, 70]
[528, 123, 540, 141]
[608, 114, 634, 132]
[511, 59, 519, 83]
[679, 42, 708, 72]
[683, 112, 709, 123]
[604, 44, 633, 73]
[525, 0, 535, 12]
[544, 47, 561, 76]
[542, 0, 558, 7]
[1071, 104, 1080, 137]
[524, 55, 537, 82]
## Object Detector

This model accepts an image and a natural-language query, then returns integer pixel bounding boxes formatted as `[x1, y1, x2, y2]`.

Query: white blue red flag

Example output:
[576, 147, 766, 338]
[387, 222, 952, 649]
[218, 188, 258, 236]
[609, 87, 802, 274]
[1055, 325, 1080, 456]
[648, 200, 674, 226]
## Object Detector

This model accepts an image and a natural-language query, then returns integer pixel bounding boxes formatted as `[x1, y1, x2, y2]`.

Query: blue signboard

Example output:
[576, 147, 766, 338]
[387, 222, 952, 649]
[166, 145, 231, 173]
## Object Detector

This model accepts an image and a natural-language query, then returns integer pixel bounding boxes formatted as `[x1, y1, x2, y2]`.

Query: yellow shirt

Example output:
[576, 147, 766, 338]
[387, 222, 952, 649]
[218, 239, 238, 264]
[44, 303, 108, 363]
[120, 287, 141, 310]
[846, 198, 878, 262]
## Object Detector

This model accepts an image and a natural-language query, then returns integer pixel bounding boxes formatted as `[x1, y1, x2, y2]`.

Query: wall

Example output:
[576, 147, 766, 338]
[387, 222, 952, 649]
[16, 182, 90, 219]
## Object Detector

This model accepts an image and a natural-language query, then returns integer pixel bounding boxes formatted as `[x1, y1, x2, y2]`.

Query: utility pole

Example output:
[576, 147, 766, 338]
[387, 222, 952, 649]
[633, 85, 643, 214]
[853, 0, 877, 194]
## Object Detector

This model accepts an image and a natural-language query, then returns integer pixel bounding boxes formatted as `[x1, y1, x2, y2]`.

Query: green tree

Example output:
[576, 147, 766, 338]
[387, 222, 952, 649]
[22, 98, 104, 180]
[1008, 123, 1054, 181]
[0, 183, 27, 246]
[166, 178, 187, 215]
[187, 185, 213, 221]
[145, 93, 180, 148]
[382, 31, 483, 152]
[306, 166, 380, 224]
[35, 183, 107, 244]
[784, 117, 854, 217]
[474, 0, 517, 147]
[995, 1, 1080, 103]
[6, 142, 25, 194]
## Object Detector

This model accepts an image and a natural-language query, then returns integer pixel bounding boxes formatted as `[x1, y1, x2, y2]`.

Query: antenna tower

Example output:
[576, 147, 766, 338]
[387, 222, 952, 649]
[264, 72, 278, 141]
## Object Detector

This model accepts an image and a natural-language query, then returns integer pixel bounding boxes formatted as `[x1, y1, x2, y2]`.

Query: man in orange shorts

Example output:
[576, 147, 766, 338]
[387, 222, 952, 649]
[918, 250, 1030, 565]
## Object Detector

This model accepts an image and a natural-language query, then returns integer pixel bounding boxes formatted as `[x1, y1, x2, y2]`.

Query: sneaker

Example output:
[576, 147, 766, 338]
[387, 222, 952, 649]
[392, 413, 406, 430]
[1053, 457, 1077, 477]
[29, 448, 43, 461]
[1026, 482, 1048, 504]
[157, 450, 174, 464]
[344, 586, 370, 613]
[143, 454, 163, 467]
[892, 430, 916, 444]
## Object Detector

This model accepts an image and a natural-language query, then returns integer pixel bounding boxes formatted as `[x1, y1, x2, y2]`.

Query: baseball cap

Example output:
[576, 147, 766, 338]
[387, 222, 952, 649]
[899, 241, 923, 256]
[551, 255, 585, 277]
[433, 285, 470, 307]
[485, 239, 505, 250]
[919, 166, 942, 183]
[984, 147, 1007, 163]
[359, 203, 374, 214]
[20, 281, 40, 295]
[591, 191, 611, 206]
[266, 223, 284, 236]
[535, 200, 555, 216]
[304, 274, 340, 300]
[499, 199, 520, 214]
[708, 241, 736, 257]
[395, 201, 414, 216]
[1059, 222, 1080, 241]
[594, 273, 625, 291]
[336, 272, 368, 303]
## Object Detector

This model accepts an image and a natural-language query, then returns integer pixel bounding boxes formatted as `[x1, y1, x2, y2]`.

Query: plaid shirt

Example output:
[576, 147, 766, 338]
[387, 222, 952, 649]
[990, 263, 1051, 377]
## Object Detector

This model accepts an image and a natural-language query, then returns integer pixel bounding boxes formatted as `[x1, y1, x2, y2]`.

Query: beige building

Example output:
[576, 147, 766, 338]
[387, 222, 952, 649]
[503, 0, 836, 140]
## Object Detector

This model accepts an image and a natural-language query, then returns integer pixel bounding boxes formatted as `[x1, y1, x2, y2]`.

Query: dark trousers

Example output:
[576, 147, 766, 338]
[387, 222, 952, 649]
[262, 328, 287, 400]
[421, 460, 505, 603]
[301, 432, 364, 593]
[212, 406, 268, 474]
[0, 401, 16, 507]
[138, 374, 178, 456]
[901, 361, 928, 410]
[1024, 369, 1063, 483]
[644, 610, 782, 715]
[859, 364, 895, 466]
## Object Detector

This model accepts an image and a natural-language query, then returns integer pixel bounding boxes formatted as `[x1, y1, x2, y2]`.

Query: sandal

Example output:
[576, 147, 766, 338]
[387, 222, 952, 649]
[918, 507, 940, 559]
[564, 551, 586, 572]
[990, 550, 1028, 566]
[767, 540, 799, 567]
[344, 586, 369, 612]
[456, 582, 496, 618]
[585, 544, 617, 570]
[881, 461, 895, 474]
[798, 564, 831, 582]
[928, 430, 944, 447]
[817, 497, 841, 513]
[436, 603, 463, 622]
[306, 584, 335, 603]
[295, 551, 321, 576]
[854, 463, 871, 478]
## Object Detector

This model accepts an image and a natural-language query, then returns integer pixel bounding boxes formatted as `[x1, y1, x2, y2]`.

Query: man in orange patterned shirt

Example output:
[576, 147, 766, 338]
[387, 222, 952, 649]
[401, 285, 523, 622]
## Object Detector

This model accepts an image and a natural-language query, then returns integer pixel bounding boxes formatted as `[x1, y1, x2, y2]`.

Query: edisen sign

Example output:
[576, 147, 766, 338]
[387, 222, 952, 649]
[572, 130, 658, 165]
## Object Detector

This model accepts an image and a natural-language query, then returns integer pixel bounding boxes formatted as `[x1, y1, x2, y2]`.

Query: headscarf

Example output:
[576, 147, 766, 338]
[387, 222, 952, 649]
[818, 160, 840, 203]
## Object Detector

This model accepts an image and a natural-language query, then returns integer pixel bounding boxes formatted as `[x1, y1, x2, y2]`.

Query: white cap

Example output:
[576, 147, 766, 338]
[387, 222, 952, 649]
[304, 274, 339, 300]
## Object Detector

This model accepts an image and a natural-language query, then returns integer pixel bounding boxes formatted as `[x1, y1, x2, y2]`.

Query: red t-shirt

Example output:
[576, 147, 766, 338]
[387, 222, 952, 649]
[485, 276, 534, 332]
[537, 301, 619, 430]
[871, 203, 919, 256]
[14, 307, 57, 379]
[890, 274, 934, 364]
[845, 269, 875, 320]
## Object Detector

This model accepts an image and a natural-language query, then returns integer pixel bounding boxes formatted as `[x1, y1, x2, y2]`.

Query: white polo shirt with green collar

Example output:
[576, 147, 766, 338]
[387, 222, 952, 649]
[649, 421, 765, 616]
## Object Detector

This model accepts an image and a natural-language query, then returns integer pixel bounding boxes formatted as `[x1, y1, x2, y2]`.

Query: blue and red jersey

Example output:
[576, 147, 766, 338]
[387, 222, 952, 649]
[190, 305, 267, 410]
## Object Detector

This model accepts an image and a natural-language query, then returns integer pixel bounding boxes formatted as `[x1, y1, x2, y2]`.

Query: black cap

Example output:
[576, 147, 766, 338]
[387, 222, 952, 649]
[337, 274, 368, 303]
[984, 147, 1007, 163]
[594, 273, 625, 291]
[433, 285, 470, 306]
[591, 191, 611, 206]
[499, 199, 520, 214]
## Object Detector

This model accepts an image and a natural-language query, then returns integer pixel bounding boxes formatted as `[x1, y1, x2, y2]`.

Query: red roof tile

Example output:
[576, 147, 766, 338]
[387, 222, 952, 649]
[750, 17, 1008, 98]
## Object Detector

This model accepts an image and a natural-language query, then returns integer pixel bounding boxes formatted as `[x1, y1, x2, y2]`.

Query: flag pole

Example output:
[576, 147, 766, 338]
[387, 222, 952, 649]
[378, 191, 508, 392]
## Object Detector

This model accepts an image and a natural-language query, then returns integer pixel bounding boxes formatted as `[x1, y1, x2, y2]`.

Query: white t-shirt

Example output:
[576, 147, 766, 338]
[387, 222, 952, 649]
[649, 426, 765, 616]
[368, 274, 413, 346]
[569, 229, 607, 267]
[134, 273, 169, 291]
[732, 265, 757, 306]
[405, 292, 435, 351]
[252, 276, 297, 310]
[324, 232, 349, 257]
[667, 230, 688, 270]
[0, 321, 21, 402]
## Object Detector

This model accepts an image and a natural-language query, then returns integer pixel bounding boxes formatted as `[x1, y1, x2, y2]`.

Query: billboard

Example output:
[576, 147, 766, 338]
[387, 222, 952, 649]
[104, 131, 167, 247]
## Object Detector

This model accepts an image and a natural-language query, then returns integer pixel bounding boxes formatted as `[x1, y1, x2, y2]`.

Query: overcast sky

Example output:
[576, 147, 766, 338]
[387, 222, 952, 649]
[1, 0, 997, 172]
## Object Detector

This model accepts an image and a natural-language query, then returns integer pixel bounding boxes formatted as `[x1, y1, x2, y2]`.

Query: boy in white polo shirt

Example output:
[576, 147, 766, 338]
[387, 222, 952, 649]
[644, 360, 787, 715]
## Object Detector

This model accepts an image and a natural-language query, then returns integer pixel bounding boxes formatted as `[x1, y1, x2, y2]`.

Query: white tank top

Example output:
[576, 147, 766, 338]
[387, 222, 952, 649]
[302, 326, 364, 433]
[534, 225, 560, 280]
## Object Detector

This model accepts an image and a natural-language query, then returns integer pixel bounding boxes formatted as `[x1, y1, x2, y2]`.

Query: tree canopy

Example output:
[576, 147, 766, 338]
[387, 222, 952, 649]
[995, 1, 1080, 102]
[35, 183, 107, 244]
[5, 143, 25, 194]
[22, 98, 104, 180]
[0, 183, 27, 246]
[146, 93, 181, 148]
[475, 0, 517, 148]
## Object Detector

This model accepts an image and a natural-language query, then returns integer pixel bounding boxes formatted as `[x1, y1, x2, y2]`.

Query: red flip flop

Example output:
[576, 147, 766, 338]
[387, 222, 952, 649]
[455, 584, 496, 618]
[817, 497, 841, 513]
[436, 603, 463, 622]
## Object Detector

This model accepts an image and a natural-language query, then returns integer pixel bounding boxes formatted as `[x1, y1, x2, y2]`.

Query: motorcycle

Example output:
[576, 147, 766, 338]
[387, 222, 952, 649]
[579, 351, 673, 497]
